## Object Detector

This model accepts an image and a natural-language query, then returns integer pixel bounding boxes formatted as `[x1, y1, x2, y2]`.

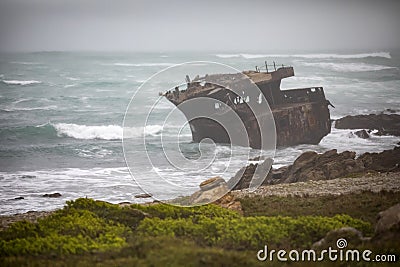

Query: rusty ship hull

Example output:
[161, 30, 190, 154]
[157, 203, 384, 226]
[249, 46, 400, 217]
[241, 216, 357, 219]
[163, 65, 331, 149]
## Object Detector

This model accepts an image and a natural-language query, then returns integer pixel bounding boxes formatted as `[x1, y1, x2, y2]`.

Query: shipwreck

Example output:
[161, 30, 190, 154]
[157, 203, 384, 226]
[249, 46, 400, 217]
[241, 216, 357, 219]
[161, 63, 332, 149]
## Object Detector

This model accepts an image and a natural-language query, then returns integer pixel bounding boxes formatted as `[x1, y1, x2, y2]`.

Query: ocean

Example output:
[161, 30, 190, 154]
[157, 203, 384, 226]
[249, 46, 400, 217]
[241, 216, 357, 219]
[1, 51, 399, 215]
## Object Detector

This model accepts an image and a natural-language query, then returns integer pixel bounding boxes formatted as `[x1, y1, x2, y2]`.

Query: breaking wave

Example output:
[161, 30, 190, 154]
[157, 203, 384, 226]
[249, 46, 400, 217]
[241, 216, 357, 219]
[53, 123, 163, 140]
[9, 61, 42, 65]
[1, 105, 57, 112]
[215, 52, 391, 59]
[301, 62, 397, 72]
[2, 80, 42, 86]
[0, 123, 167, 141]
[109, 63, 175, 67]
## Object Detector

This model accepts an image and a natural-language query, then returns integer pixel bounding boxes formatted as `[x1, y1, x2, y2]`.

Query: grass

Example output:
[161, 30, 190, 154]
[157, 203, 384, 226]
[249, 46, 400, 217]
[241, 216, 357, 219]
[239, 190, 400, 225]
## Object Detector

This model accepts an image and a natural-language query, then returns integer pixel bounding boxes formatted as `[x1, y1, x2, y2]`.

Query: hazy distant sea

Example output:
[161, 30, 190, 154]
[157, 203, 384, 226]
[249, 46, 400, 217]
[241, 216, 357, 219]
[1, 51, 399, 215]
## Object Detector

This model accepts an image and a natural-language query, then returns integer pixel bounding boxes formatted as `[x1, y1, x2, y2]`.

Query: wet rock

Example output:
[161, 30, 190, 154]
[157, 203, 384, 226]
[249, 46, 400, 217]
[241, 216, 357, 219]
[135, 193, 153, 199]
[280, 149, 364, 183]
[228, 158, 273, 190]
[383, 108, 397, 114]
[42, 193, 62, 198]
[20, 175, 36, 179]
[249, 156, 265, 162]
[290, 151, 319, 173]
[270, 166, 288, 181]
[375, 128, 400, 136]
[354, 129, 369, 139]
[231, 147, 400, 190]
[357, 147, 400, 172]
[189, 176, 229, 204]
[335, 114, 400, 136]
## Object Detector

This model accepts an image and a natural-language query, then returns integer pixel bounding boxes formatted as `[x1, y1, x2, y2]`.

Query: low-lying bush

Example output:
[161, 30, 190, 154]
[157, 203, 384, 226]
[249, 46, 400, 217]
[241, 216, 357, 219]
[0, 197, 373, 259]
[137, 214, 372, 250]
[0, 208, 129, 256]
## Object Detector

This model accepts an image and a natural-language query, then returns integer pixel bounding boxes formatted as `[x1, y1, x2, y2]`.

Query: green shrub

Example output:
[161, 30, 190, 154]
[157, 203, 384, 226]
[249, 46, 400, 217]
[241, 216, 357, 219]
[66, 198, 146, 228]
[0, 198, 373, 260]
[0, 208, 129, 256]
[130, 203, 240, 219]
[137, 214, 372, 250]
[0, 220, 39, 241]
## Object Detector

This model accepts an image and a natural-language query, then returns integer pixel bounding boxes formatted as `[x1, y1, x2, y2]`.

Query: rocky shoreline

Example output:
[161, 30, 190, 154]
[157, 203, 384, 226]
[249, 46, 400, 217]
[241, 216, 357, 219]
[335, 113, 400, 137]
[2, 148, 399, 230]
[2, 112, 400, 232]
[230, 146, 400, 190]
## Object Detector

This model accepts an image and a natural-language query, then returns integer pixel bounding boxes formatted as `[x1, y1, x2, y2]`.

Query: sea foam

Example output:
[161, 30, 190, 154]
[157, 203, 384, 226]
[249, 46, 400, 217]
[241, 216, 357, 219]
[215, 52, 391, 59]
[2, 80, 42, 86]
[1, 105, 57, 112]
[301, 62, 396, 72]
[53, 123, 163, 140]
[110, 63, 175, 67]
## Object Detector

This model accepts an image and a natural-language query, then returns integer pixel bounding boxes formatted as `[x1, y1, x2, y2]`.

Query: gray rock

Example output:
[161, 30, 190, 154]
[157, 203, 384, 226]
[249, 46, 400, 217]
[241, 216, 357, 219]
[231, 147, 400, 190]
[354, 129, 370, 139]
[358, 147, 400, 172]
[199, 176, 226, 191]
[42, 193, 62, 198]
[375, 203, 400, 234]
[135, 193, 153, 199]
[281, 149, 364, 183]
[335, 114, 400, 137]
[189, 176, 229, 204]
[20, 175, 36, 179]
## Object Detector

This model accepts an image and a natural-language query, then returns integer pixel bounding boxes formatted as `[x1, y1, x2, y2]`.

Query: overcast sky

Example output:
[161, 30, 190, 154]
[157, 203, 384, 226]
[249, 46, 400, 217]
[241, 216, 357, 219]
[0, 0, 399, 52]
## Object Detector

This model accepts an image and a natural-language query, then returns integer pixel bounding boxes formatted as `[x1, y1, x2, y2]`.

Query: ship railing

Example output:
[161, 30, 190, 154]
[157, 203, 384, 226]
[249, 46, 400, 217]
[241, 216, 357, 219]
[255, 61, 291, 73]
[280, 87, 325, 104]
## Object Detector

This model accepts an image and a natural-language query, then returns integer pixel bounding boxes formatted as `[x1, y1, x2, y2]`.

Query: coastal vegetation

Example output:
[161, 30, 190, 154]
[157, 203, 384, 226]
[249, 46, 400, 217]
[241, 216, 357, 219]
[1, 191, 399, 266]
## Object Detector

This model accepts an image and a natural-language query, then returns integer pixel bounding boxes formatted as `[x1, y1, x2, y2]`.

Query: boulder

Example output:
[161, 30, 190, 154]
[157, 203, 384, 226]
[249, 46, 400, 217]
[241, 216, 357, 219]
[335, 114, 400, 137]
[228, 158, 273, 190]
[42, 193, 62, 198]
[135, 193, 153, 199]
[384, 108, 397, 114]
[375, 203, 400, 234]
[354, 129, 370, 139]
[357, 146, 400, 172]
[280, 149, 364, 183]
[230, 147, 400, 190]
[200, 176, 226, 191]
[20, 175, 36, 179]
[371, 203, 400, 247]
[189, 176, 229, 204]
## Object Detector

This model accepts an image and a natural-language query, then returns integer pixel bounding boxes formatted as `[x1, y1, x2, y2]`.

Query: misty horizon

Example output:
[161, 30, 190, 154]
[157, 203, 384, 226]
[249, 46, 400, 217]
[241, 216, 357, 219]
[0, 0, 399, 53]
